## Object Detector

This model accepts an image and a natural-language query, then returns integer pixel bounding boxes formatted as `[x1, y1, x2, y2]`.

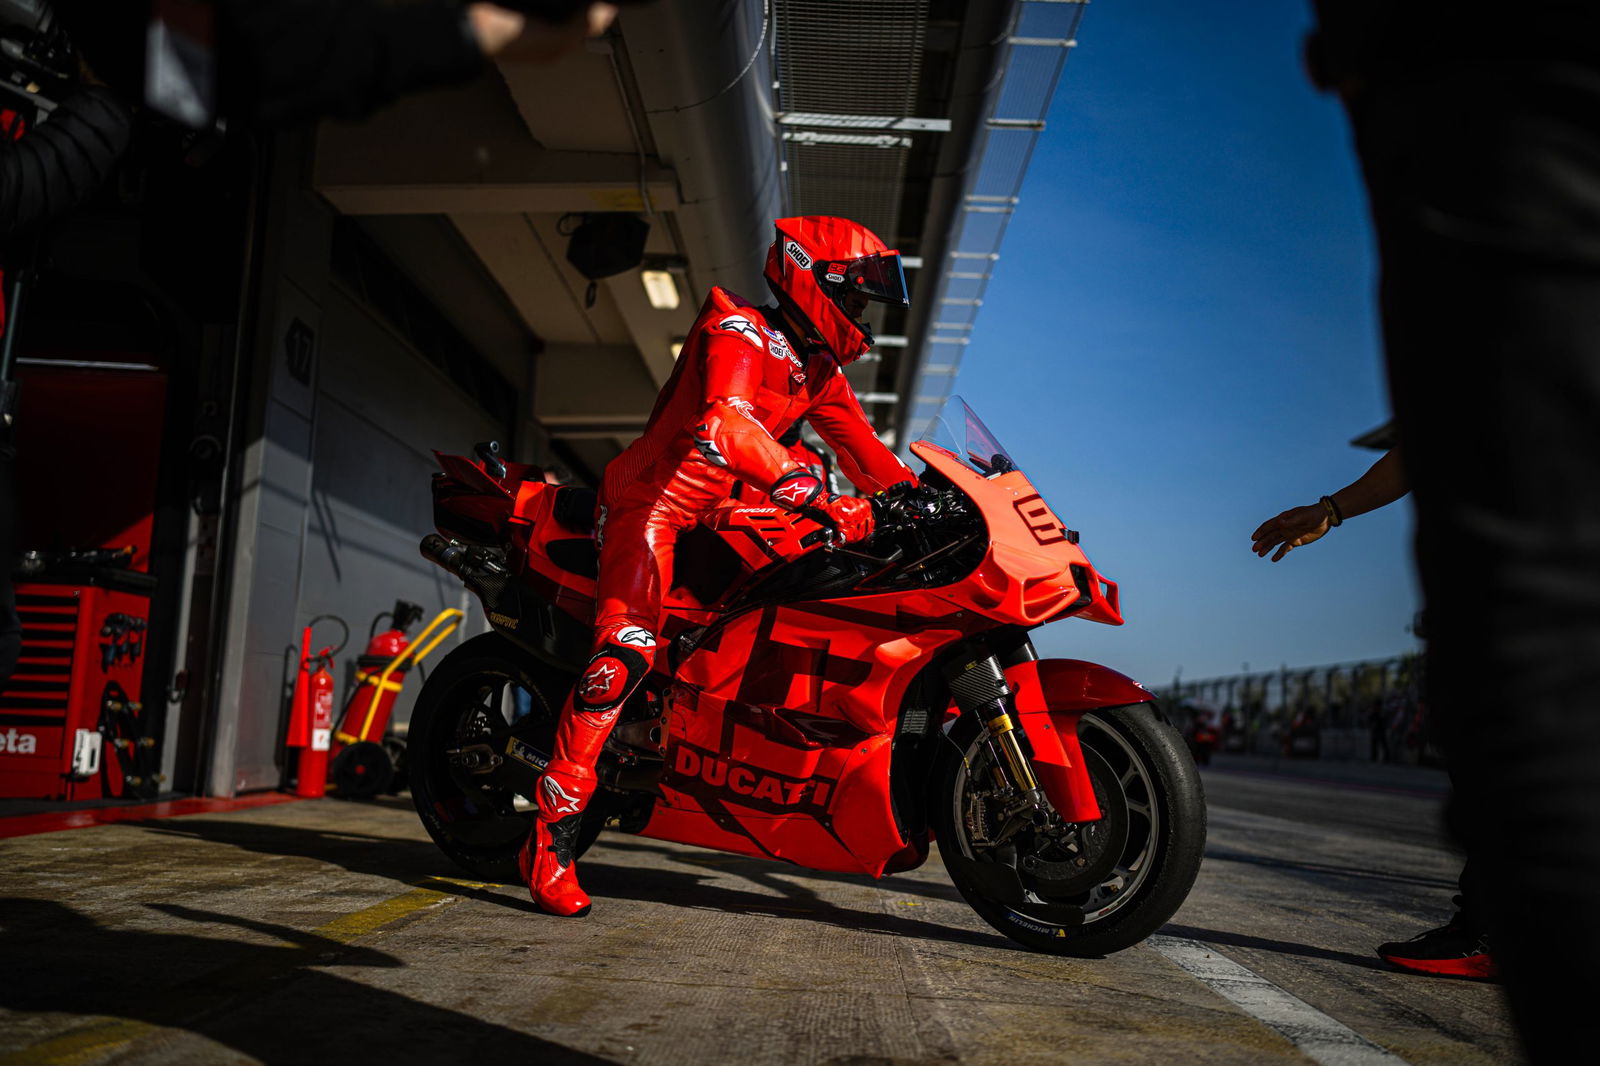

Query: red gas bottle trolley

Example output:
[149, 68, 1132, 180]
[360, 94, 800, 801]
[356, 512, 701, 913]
[328, 607, 462, 797]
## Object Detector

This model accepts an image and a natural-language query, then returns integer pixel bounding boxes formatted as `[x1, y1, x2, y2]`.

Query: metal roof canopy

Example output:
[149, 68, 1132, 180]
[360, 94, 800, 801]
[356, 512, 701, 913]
[309, 1, 1059, 478]
[895, 0, 1085, 450]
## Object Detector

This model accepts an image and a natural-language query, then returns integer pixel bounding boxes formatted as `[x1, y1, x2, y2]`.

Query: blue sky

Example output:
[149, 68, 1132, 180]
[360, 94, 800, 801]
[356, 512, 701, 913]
[945, 0, 1420, 686]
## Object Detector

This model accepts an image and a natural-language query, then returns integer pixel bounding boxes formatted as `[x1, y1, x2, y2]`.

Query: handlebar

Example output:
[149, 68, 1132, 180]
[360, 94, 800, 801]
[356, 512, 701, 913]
[869, 480, 966, 538]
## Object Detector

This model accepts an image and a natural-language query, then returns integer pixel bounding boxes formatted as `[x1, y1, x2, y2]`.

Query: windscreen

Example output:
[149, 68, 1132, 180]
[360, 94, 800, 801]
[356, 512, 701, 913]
[915, 395, 1020, 477]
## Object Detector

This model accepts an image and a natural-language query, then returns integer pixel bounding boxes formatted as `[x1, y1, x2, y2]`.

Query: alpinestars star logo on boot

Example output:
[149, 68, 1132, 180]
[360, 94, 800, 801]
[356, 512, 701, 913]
[543, 776, 583, 816]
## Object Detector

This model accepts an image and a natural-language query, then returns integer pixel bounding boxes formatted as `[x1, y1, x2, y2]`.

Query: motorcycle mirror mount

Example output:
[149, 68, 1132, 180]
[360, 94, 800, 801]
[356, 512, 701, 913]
[473, 440, 507, 480]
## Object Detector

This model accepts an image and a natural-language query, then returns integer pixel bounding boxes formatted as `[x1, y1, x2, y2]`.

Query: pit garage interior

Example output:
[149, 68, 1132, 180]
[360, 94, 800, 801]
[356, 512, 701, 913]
[0, 0, 1081, 805]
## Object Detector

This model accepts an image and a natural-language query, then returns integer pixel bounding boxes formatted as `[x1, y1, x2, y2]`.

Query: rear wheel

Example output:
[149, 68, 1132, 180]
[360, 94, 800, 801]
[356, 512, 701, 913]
[407, 632, 604, 882]
[933, 702, 1206, 956]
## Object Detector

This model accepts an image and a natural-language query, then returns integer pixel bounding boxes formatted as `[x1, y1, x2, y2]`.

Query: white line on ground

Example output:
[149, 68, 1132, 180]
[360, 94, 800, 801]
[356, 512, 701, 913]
[1147, 935, 1410, 1066]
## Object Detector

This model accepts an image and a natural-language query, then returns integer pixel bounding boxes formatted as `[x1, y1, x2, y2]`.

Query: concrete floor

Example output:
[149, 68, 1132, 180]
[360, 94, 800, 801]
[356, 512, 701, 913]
[0, 758, 1518, 1065]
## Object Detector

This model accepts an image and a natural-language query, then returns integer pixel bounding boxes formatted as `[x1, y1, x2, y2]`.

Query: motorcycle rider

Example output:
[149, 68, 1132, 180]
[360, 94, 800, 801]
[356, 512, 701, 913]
[520, 216, 918, 916]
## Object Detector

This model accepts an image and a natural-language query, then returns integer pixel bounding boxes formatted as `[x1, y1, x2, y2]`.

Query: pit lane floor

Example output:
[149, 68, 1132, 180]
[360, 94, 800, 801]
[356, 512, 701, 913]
[0, 755, 1517, 1065]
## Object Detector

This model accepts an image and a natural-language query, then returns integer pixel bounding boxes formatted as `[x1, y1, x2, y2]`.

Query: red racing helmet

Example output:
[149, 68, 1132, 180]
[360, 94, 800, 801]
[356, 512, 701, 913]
[764, 216, 910, 364]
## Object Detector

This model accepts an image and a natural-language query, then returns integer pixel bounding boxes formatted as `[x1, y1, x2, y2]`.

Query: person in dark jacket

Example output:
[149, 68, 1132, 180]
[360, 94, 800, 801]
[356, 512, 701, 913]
[0, 78, 135, 692]
[1307, 1, 1600, 1057]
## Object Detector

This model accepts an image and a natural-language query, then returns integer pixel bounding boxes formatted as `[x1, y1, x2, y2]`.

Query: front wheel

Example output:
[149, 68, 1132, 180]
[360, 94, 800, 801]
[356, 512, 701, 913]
[933, 702, 1206, 956]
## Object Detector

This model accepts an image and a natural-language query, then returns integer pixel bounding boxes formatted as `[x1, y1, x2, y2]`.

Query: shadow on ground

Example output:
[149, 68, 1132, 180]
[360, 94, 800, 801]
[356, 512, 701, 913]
[123, 814, 1014, 953]
[1204, 847, 1459, 891]
[580, 848, 1013, 952]
[1159, 921, 1397, 974]
[0, 896, 612, 1065]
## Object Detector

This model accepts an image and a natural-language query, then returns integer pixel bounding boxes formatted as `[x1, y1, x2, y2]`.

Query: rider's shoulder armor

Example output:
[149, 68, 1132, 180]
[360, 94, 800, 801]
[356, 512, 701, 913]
[700, 288, 805, 380]
[703, 288, 766, 352]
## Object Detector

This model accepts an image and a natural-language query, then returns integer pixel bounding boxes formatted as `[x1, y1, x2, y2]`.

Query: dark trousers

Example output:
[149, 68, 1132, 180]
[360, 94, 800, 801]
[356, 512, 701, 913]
[1353, 59, 1600, 1060]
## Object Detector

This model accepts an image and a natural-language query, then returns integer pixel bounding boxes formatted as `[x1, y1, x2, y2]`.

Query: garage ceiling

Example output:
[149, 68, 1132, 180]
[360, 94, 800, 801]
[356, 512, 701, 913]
[313, 1, 1054, 483]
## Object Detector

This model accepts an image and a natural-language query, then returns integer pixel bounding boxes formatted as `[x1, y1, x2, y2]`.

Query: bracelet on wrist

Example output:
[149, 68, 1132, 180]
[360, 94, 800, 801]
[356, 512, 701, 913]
[1320, 495, 1344, 527]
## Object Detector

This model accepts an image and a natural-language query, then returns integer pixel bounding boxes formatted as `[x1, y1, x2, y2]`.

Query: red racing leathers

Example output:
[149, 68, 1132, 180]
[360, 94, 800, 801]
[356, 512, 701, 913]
[521, 286, 914, 915]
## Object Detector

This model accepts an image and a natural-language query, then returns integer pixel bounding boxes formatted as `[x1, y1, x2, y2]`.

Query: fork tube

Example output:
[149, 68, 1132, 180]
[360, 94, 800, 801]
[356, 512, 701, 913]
[945, 654, 1044, 802]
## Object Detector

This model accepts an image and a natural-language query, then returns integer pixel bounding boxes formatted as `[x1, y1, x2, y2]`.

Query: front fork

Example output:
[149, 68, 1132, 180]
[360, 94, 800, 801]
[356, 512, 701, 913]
[944, 653, 1048, 811]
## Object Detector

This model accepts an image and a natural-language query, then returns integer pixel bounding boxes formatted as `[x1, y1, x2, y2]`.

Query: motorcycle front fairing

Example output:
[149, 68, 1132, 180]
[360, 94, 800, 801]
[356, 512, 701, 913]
[908, 442, 1120, 627]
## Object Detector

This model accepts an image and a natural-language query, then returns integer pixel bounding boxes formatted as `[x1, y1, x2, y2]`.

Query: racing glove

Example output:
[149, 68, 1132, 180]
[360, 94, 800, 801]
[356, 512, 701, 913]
[768, 470, 875, 545]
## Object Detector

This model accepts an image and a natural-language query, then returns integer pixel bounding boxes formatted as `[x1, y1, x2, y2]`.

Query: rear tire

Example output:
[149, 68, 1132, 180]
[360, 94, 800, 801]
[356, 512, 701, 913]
[407, 632, 604, 882]
[933, 702, 1206, 956]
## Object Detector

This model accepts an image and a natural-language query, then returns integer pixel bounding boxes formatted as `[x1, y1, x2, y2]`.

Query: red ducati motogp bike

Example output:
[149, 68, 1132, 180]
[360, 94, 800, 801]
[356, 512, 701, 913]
[410, 398, 1205, 954]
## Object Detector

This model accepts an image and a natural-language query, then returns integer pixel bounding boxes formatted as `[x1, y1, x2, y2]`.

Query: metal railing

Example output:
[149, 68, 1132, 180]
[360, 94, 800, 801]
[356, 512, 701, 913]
[1161, 653, 1439, 764]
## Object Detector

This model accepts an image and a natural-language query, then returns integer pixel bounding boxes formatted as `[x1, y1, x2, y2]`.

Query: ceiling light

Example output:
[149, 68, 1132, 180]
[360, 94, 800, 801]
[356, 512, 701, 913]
[641, 269, 680, 310]
[670, 339, 685, 360]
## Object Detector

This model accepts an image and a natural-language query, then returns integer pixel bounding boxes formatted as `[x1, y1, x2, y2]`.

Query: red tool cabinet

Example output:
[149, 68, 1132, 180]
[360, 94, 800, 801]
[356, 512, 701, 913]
[0, 579, 157, 801]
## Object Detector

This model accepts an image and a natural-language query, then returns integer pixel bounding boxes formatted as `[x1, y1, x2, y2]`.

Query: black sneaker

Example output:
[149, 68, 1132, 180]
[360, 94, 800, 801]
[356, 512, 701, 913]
[1377, 917, 1496, 979]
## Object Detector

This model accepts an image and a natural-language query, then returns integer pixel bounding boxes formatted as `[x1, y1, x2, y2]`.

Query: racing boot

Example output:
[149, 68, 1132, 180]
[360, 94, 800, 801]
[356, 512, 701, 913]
[518, 758, 596, 917]
[521, 621, 657, 916]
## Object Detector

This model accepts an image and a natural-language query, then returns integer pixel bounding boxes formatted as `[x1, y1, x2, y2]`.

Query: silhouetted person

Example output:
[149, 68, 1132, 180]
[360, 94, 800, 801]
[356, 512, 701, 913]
[1308, 2, 1600, 1055]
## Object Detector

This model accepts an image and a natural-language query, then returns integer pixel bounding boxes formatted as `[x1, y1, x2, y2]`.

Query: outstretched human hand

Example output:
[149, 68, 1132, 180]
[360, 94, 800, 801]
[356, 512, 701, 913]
[468, 3, 618, 61]
[1251, 504, 1331, 562]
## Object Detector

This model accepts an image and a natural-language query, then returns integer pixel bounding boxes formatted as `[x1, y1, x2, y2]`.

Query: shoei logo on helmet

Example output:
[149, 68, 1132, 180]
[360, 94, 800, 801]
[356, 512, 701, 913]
[825, 272, 845, 283]
[784, 240, 812, 270]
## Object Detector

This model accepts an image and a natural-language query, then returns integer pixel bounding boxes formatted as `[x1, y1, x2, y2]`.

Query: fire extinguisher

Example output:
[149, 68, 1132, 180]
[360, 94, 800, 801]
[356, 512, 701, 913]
[285, 615, 347, 798]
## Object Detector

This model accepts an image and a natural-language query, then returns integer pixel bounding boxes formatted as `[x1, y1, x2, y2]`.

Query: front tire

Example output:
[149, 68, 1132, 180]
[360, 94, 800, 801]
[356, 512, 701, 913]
[933, 702, 1206, 956]
[407, 632, 603, 882]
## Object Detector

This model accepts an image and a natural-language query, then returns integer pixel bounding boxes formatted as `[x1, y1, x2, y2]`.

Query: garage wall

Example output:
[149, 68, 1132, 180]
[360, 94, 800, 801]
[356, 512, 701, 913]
[208, 131, 526, 796]
[298, 286, 501, 734]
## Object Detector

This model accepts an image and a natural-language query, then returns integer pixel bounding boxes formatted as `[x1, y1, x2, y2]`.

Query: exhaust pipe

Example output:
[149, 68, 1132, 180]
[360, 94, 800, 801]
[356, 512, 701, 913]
[420, 534, 470, 576]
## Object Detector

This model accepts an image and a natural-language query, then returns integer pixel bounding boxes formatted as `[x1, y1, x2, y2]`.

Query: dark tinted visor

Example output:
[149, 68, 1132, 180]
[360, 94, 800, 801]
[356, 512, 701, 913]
[824, 253, 910, 306]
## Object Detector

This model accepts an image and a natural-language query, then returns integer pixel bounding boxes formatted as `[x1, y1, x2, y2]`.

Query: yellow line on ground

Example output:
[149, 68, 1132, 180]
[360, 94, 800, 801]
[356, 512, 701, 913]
[304, 884, 453, 946]
[0, 1021, 158, 1066]
[2, 880, 480, 1066]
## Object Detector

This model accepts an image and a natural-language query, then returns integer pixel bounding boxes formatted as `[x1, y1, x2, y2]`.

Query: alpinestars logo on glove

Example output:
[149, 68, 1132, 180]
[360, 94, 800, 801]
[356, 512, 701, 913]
[772, 480, 815, 507]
